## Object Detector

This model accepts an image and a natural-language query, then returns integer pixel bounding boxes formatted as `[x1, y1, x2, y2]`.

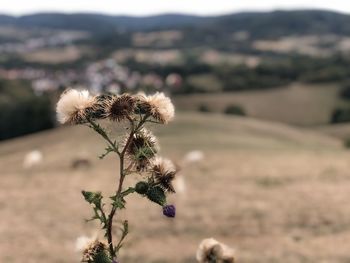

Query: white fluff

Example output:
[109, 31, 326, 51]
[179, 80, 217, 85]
[149, 92, 175, 123]
[23, 150, 43, 169]
[56, 89, 95, 124]
[138, 92, 175, 123]
[75, 235, 96, 252]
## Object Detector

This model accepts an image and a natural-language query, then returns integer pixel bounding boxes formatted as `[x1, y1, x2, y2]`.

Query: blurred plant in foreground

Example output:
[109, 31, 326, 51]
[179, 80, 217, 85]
[56, 89, 176, 262]
[196, 238, 235, 263]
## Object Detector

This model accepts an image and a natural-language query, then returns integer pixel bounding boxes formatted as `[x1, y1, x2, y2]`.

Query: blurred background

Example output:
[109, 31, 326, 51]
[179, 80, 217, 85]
[2, 0, 350, 262]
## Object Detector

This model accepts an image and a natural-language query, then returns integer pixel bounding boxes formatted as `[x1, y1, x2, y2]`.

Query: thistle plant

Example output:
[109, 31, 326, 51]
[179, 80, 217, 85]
[56, 89, 177, 262]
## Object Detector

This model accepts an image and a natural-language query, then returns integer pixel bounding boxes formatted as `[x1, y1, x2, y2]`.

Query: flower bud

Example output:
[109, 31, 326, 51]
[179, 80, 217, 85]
[163, 204, 176, 218]
[146, 186, 166, 206]
[135, 181, 149, 195]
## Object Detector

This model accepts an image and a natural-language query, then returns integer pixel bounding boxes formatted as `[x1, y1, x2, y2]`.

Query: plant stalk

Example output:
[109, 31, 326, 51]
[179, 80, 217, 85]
[89, 116, 148, 259]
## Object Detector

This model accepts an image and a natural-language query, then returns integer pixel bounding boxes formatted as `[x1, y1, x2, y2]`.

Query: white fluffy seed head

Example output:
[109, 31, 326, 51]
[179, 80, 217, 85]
[148, 92, 174, 123]
[56, 89, 95, 124]
[75, 235, 96, 252]
[137, 92, 175, 124]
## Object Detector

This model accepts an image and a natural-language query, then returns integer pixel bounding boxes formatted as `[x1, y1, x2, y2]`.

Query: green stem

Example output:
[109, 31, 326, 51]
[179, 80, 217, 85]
[106, 116, 149, 258]
[88, 116, 149, 259]
[87, 119, 120, 155]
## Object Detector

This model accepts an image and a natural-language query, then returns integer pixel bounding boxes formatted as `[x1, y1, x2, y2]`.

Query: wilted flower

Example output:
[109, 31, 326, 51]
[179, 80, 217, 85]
[104, 94, 136, 122]
[125, 128, 158, 171]
[136, 92, 175, 124]
[81, 240, 110, 263]
[151, 157, 177, 193]
[196, 238, 235, 263]
[163, 204, 176, 218]
[56, 89, 97, 124]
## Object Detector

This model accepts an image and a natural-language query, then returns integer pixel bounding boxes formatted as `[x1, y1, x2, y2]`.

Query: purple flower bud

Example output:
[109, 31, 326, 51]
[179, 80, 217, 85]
[163, 204, 176, 218]
[112, 260, 119, 263]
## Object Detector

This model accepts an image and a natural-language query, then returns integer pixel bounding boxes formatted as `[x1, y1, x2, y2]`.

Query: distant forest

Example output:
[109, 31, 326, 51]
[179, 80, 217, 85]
[2, 10, 350, 38]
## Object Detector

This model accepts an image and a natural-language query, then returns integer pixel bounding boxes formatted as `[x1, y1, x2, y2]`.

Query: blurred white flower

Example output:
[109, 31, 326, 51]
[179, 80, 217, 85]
[166, 73, 182, 87]
[184, 150, 204, 164]
[23, 150, 43, 169]
[196, 238, 235, 263]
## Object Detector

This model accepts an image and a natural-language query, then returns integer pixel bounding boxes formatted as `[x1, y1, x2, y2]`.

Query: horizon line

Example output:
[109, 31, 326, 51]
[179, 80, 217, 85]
[1, 7, 349, 18]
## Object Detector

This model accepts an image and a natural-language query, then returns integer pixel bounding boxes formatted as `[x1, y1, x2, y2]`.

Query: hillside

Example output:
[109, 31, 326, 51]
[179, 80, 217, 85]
[175, 82, 347, 126]
[0, 13, 202, 34]
[315, 123, 350, 139]
[0, 113, 342, 156]
[2, 113, 350, 262]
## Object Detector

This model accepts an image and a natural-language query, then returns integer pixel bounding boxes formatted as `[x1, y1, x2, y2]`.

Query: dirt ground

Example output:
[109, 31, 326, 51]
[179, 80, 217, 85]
[1, 113, 350, 263]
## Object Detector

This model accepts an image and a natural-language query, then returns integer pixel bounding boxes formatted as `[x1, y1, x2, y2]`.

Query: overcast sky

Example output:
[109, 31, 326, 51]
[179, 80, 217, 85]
[1, 0, 350, 16]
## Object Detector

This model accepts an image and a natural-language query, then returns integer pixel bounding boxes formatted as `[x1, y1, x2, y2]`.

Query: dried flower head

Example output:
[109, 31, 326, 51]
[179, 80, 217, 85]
[105, 94, 136, 122]
[151, 157, 177, 193]
[56, 89, 97, 124]
[136, 92, 175, 124]
[90, 94, 111, 119]
[81, 240, 109, 263]
[125, 128, 158, 171]
[196, 238, 235, 263]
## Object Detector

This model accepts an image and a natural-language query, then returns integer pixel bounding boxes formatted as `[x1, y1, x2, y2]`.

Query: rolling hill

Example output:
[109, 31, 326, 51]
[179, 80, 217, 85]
[174, 82, 348, 126]
[1, 113, 350, 262]
[2, 10, 350, 37]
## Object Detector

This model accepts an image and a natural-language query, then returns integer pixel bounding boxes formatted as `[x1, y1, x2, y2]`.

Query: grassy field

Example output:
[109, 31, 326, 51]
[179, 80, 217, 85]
[175, 82, 347, 126]
[1, 113, 350, 262]
[315, 123, 350, 141]
[22, 46, 91, 64]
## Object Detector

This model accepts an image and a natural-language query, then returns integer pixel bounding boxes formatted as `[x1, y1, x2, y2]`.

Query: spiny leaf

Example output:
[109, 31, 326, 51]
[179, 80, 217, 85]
[116, 220, 129, 252]
[82, 190, 103, 207]
[99, 146, 114, 159]
[110, 196, 126, 210]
